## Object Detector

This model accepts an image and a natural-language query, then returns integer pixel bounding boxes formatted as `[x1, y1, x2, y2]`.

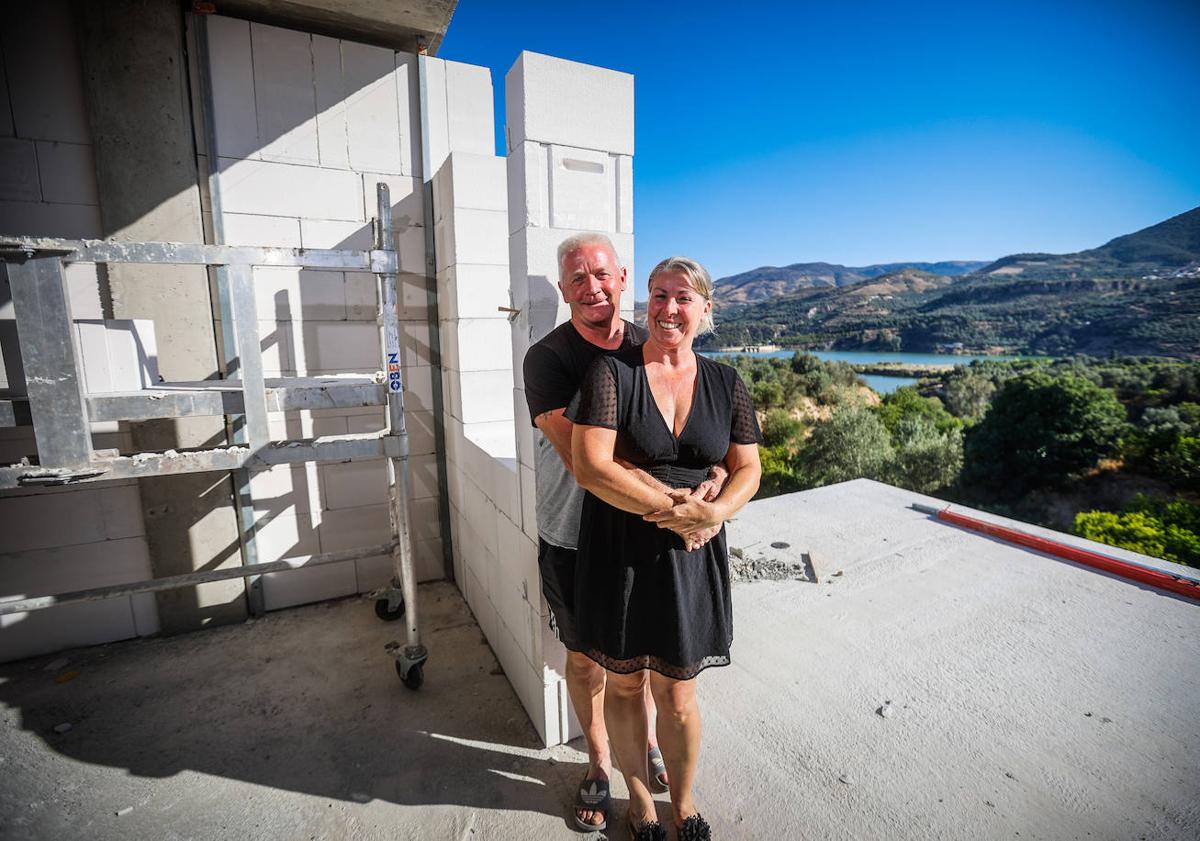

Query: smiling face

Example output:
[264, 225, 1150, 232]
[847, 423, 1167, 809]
[646, 270, 712, 349]
[559, 241, 627, 331]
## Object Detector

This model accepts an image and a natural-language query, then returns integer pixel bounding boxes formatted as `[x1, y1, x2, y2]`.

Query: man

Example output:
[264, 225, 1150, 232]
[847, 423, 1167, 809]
[523, 233, 724, 831]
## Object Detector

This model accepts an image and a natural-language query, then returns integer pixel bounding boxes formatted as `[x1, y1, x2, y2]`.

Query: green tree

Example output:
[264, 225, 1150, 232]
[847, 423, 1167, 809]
[797, 405, 894, 487]
[943, 371, 996, 421]
[888, 416, 964, 494]
[875, 386, 961, 435]
[962, 373, 1127, 494]
[751, 379, 784, 410]
[760, 409, 804, 448]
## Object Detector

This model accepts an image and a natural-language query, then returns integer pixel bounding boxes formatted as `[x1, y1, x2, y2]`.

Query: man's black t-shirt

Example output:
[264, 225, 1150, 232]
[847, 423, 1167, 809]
[523, 320, 649, 425]
[522, 319, 648, 549]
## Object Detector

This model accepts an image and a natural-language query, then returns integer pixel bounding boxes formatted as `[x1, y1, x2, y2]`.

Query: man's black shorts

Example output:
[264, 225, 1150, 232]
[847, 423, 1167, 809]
[538, 538, 583, 652]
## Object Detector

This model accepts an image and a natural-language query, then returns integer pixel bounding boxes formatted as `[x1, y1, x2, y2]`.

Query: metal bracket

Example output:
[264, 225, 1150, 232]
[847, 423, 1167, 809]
[382, 433, 409, 459]
[369, 249, 397, 274]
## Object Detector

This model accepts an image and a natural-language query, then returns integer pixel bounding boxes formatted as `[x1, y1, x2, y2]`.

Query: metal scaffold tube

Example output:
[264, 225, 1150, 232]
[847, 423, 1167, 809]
[373, 182, 428, 688]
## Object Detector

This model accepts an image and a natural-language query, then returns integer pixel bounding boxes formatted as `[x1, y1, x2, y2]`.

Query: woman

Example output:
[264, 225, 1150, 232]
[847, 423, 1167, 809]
[566, 256, 762, 840]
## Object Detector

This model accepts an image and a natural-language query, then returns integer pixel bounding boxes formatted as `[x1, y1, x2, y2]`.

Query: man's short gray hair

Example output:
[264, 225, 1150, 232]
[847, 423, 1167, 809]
[648, 256, 716, 336]
[556, 233, 621, 279]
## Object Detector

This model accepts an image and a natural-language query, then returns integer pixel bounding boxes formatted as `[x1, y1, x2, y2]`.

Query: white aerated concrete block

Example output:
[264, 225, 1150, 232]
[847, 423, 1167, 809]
[218, 158, 363, 222]
[506, 141, 548, 233]
[548, 145, 612, 231]
[405, 409, 438, 456]
[435, 208, 509, 270]
[222, 213, 302, 248]
[343, 41, 407, 175]
[320, 459, 389, 510]
[300, 218, 372, 250]
[205, 16, 259, 159]
[312, 34, 349, 170]
[249, 465, 315, 516]
[421, 57, 450, 174]
[505, 52, 634, 155]
[399, 320, 434, 369]
[295, 322, 378, 372]
[439, 153, 508, 216]
[408, 453, 440, 501]
[491, 456, 521, 526]
[74, 319, 159, 396]
[615, 154, 633, 233]
[436, 264, 512, 321]
[318, 503, 391, 553]
[251, 511, 320, 561]
[519, 464, 537, 540]
[362, 173, 422, 226]
[0, 138, 40, 201]
[0, 200, 101, 239]
[513, 389, 535, 467]
[262, 560, 357, 610]
[446, 61, 495, 157]
[253, 267, 345, 321]
[458, 369, 515, 424]
[455, 318, 515, 372]
[251, 23, 320, 166]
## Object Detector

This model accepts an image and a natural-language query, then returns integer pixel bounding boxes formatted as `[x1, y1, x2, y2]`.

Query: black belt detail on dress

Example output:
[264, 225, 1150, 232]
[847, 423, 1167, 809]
[646, 464, 710, 489]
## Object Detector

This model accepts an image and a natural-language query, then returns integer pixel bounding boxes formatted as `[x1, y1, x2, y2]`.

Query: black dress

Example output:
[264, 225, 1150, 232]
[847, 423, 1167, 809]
[564, 346, 763, 680]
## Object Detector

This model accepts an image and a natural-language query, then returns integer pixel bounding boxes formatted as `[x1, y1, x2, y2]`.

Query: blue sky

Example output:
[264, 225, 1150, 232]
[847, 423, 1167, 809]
[439, 0, 1200, 297]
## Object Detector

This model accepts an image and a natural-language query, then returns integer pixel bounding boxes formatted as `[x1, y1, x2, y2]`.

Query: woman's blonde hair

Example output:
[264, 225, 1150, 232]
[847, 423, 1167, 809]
[647, 256, 715, 335]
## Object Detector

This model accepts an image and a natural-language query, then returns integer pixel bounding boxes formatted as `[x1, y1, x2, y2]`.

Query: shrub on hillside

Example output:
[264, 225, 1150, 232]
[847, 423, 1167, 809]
[760, 409, 804, 448]
[1074, 495, 1200, 567]
[797, 405, 893, 487]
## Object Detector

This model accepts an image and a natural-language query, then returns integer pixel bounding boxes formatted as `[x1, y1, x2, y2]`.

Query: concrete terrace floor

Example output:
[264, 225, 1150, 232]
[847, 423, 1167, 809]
[1, 479, 1198, 840]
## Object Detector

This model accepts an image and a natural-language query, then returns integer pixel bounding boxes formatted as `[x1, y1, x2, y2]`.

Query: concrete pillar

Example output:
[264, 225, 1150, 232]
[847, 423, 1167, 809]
[505, 51, 635, 744]
[75, 1, 245, 631]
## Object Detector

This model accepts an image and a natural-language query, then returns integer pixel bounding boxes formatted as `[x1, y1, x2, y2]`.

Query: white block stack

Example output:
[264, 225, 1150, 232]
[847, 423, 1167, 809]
[505, 51, 636, 745]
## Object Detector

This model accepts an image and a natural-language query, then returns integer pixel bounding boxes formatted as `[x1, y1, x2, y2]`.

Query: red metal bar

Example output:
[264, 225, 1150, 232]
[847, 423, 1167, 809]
[912, 503, 1200, 603]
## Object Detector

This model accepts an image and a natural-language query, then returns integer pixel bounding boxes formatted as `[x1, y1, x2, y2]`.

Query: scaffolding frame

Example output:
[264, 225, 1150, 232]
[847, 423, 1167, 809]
[0, 183, 430, 687]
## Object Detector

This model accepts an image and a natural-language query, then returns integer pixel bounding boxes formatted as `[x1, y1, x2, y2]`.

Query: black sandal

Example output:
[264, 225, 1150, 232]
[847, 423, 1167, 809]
[678, 813, 712, 841]
[628, 816, 667, 841]
[573, 777, 611, 832]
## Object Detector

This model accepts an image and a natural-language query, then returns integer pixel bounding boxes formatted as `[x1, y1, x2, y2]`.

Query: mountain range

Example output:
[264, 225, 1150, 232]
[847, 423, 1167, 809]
[689, 206, 1200, 358]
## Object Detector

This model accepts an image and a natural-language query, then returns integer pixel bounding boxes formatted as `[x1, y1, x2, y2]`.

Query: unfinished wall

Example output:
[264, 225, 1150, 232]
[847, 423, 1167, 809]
[505, 52, 636, 744]
[197, 15, 453, 609]
[0, 1, 159, 660]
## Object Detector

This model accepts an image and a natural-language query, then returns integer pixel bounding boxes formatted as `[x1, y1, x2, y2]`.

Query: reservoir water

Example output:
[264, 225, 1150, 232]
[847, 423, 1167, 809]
[703, 350, 1030, 395]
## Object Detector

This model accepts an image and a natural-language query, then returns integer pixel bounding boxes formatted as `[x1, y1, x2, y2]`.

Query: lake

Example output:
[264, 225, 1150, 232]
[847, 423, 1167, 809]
[702, 350, 1031, 394]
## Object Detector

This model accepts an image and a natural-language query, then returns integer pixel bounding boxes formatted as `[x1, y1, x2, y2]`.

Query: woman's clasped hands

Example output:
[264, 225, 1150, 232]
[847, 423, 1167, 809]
[644, 488, 723, 551]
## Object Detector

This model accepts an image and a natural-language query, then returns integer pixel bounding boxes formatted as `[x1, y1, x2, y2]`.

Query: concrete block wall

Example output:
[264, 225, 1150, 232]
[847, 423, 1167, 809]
[505, 52, 637, 744]
[199, 15, 447, 610]
[0, 1, 160, 661]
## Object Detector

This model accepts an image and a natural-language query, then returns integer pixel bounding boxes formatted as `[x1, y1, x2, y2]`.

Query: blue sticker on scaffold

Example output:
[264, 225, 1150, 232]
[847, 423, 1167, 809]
[387, 352, 403, 391]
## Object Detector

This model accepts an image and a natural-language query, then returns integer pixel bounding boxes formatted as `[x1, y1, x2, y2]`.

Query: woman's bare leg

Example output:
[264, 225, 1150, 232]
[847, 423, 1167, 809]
[604, 669, 656, 826]
[648, 671, 701, 826]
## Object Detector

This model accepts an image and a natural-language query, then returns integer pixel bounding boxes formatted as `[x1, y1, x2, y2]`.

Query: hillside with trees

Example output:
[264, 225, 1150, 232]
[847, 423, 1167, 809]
[698, 207, 1200, 358]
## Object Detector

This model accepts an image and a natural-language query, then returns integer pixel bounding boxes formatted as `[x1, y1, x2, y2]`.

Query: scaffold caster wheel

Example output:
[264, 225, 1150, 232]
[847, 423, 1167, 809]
[374, 596, 405, 622]
[397, 660, 423, 690]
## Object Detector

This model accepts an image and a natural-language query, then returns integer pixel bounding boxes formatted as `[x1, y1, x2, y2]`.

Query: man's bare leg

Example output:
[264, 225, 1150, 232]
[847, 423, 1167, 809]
[644, 682, 668, 788]
[565, 651, 610, 827]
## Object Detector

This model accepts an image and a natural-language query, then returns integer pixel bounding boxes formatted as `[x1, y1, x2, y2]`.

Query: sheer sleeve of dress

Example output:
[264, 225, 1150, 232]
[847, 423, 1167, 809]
[730, 373, 764, 444]
[564, 357, 619, 429]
